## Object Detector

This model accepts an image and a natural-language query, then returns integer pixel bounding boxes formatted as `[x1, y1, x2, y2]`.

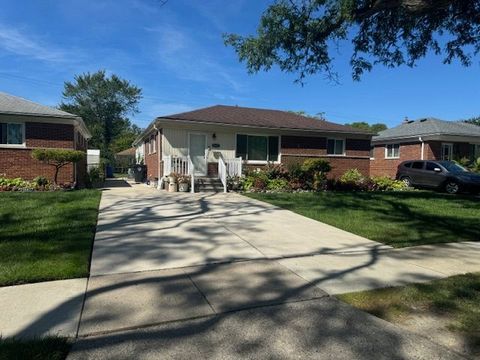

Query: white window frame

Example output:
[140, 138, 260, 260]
[0, 121, 26, 148]
[385, 144, 400, 159]
[326, 138, 346, 156]
[235, 133, 281, 164]
[151, 135, 156, 154]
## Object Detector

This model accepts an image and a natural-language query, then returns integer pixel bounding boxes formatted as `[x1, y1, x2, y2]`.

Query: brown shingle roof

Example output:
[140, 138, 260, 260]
[116, 147, 136, 156]
[159, 105, 371, 134]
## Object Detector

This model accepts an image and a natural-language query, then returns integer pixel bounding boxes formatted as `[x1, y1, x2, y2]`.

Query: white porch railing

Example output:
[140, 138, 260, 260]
[162, 155, 195, 193]
[225, 157, 242, 177]
[187, 156, 195, 193]
[218, 156, 227, 193]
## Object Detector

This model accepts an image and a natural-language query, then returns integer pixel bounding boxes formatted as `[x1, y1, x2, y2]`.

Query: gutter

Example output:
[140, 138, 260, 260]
[419, 137, 424, 160]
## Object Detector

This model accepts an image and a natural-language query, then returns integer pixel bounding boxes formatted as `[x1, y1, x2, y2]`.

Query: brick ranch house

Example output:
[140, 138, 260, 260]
[133, 105, 372, 188]
[0, 92, 91, 186]
[370, 118, 480, 177]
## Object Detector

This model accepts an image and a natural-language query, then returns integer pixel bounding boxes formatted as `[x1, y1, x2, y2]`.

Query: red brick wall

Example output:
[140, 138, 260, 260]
[370, 142, 421, 178]
[144, 131, 160, 180]
[0, 122, 84, 184]
[281, 155, 370, 178]
[0, 148, 74, 183]
[280, 135, 371, 178]
[26, 123, 74, 148]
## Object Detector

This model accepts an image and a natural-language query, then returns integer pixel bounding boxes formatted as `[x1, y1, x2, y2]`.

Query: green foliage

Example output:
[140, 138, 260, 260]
[33, 176, 49, 187]
[225, 0, 480, 82]
[371, 176, 408, 191]
[301, 158, 332, 175]
[339, 168, 365, 184]
[266, 178, 290, 191]
[32, 149, 85, 184]
[464, 116, 480, 127]
[345, 121, 387, 134]
[88, 167, 104, 186]
[59, 70, 142, 160]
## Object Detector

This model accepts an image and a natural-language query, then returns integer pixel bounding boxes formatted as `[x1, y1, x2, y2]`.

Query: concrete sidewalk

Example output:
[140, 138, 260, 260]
[0, 278, 87, 338]
[69, 297, 464, 360]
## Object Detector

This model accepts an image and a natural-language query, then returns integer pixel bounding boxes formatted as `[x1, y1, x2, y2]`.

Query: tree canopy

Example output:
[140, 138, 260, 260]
[464, 116, 480, 126]
[225, 0, 480, 82]
[59, 70, 142, 160]
[345, 121, 387, 134]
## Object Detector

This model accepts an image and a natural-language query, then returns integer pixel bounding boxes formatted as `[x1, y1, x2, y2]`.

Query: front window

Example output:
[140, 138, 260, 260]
[327, 138, 345, 155]
[385, 144, 400, 159]
[0, 122, 24, 145]
[441, 143, 453, 160]
[236, 134, 279, 162]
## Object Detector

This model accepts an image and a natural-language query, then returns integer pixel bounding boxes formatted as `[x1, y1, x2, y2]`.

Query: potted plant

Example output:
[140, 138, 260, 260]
[152, 177, 159, 188]
[178, 174, 190, 192]
[168, 172, 178, 192]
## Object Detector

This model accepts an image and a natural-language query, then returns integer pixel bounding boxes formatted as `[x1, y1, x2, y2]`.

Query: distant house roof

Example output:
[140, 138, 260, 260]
[157, 105, 371, 134]
[0, 92, 91, 138]
[116, 147, 136, 156]
[373, 118, 480, 142]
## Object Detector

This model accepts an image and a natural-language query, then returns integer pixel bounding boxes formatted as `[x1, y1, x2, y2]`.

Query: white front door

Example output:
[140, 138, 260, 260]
[189, 133, 207, 176]
[442, 143, 453, 160]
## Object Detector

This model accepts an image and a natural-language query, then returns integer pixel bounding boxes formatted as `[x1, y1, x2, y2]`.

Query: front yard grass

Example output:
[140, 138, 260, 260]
[246, 191, 480, 247]
[0, 190, 101, 286]
[337, 273, 480, 357]
[0, 336, 71, 360]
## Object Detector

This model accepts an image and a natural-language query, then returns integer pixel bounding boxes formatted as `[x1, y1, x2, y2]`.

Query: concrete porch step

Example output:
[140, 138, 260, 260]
[195, 177, 224, 193]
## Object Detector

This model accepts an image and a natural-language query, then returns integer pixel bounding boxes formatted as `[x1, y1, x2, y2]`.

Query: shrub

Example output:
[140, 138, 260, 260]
[88, 167, 103, 184]
[32, 149, 85, 184]
[339, 169, 365, 184]
[266, 178, 290, 191]
[33, 176, 49, 187]
[301, 159, 332, 176]
[371, 176, 408, 191]
[227, 176, 244, 191]
[264, 163, 289, 180]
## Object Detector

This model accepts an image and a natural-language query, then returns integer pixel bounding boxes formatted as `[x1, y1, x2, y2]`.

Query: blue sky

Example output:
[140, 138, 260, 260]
[0, 0, 479, 129]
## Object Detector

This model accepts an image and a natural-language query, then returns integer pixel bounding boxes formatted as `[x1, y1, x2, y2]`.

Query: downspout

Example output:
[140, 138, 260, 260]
[154, 124, 161, 189]
[419, 137, 424, 160]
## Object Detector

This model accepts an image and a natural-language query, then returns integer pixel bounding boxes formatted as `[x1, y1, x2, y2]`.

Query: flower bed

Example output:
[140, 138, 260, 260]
[228, 161, 408, 193]
[0, 176, 74, 192]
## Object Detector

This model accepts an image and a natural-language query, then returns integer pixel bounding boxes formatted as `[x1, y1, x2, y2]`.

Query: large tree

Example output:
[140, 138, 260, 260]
[225, 0, 480, 82]
[345, 121, 387, 134]
[465, 116, 480, 126]
[60, 70, 142, 160]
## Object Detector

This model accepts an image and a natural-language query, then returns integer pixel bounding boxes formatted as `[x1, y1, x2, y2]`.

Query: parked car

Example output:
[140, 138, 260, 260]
[396, 160, 480, 194]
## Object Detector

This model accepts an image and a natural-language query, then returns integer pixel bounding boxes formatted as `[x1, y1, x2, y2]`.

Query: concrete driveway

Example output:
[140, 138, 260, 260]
[68, 180, 478, 359]
[90, 181, 390, 276]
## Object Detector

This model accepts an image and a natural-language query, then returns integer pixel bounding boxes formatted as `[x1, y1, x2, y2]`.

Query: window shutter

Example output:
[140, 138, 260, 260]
[268, 136, 279, 161]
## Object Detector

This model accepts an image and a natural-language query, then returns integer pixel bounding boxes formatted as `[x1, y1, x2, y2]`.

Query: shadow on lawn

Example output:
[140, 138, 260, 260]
[8, 184, 462, 359]
[256, 191, 480, 247]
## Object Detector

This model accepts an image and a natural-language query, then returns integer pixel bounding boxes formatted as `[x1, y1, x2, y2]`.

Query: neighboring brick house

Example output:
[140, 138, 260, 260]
[370, 118, 480, 178]
[133, 105, 372, 185]
[0, 92, 91, 186]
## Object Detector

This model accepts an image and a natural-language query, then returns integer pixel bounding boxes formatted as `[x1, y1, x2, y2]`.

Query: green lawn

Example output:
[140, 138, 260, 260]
[0, 190, 101, 286]
[0, 337, 71, 360]
[338, 273, 480, 356]
[246, 191, 480, 247]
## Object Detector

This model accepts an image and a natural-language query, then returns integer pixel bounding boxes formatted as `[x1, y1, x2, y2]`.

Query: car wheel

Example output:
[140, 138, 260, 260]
[401, 176, 412, 187]
[445, 181, 460, 194]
